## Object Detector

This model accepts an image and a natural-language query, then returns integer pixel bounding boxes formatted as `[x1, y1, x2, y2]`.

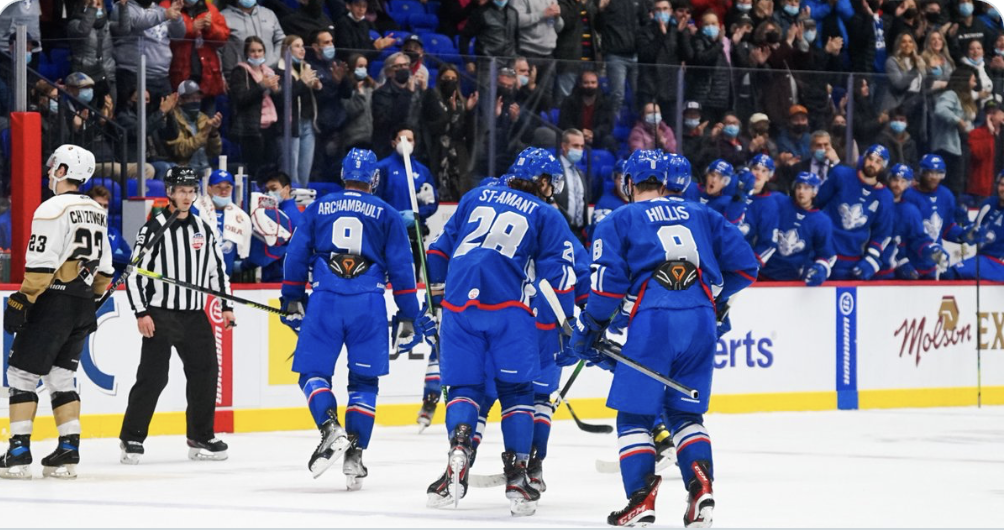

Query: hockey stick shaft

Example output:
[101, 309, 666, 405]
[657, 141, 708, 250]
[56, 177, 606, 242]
[399, 138, 436, 311]
[133, 268, 290, 316]
[538, 279, 699, 400]
[973, 204, 990, 408]
[97, 209, 181, 308]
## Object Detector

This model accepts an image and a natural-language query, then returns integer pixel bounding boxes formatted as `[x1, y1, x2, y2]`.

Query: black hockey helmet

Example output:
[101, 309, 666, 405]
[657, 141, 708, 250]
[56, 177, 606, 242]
[165, 166, 199, 190]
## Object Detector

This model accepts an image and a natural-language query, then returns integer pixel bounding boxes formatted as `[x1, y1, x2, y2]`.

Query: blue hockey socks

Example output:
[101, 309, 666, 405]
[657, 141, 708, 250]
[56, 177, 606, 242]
[423, 356, 442, 396]
[445, 385, 483, 442]
[497, 381, 534, 462]
[345, 372, 378, 449]
[473, 393, 497, 451]
[299, 374, 336, 429]
[617, 412, 657, 497]
[532, 393, 554, 460]
[668, 412, 714, 488]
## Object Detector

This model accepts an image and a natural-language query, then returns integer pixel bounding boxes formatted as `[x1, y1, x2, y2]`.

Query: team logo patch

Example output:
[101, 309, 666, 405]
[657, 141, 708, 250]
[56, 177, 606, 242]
[193, 232, 205, 250]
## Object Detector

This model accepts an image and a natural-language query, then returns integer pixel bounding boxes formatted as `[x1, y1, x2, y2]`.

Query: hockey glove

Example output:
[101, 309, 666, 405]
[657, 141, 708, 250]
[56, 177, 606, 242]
[923, 244, 946, 265]
[715, 298, 732, 338]
[895, 262, 920, 280]
[555, 334, 578, 367]
[4, 292, 32, 334]
[961, 225, 988, 245]
[401, 210, 416, 226]
[414, 308, 438, 347]
[607, 306, 631, 336]
[570, 312, 609, 366]
[803, 263, 828, 287]
[852, 248, 882, 280]
[279, 296, 306, 333]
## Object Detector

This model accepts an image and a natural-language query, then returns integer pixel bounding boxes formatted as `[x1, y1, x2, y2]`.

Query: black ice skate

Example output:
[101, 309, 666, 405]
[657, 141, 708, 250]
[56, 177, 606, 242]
[119, 440, 144, 465]
[342, 435, 368, 491]
[503, 451, 540, 517]
[526, 446, 546, 493]
[608, 474, 662, 527]
[426, 424, 472, 509]
[653, 423, 678, 472]
[683, 461, 714, 528]
[416, 391, 440, 433]
[309, 410, 349, 478]
[187, 437, 229, 461]
[0, 435, 32, 480]
[41, 435, 79, 479]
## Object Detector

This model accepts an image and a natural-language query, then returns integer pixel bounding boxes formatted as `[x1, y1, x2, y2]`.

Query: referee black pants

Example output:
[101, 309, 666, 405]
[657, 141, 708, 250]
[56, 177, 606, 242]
[120, 308, 218, 444]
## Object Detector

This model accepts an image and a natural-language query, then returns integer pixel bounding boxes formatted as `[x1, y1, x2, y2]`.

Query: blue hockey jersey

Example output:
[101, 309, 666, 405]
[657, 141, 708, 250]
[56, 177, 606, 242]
[427, 185, 576, 318]
[585, 196, 759, 321]
[760, 197, 834, 281]
[902, 185, 965, 273]
[815, 165, 894, 264]
[248, 198, 304, 282]
[879, 200, 936, 278]
[736, 192, 780, 266]
[588, 181, 628, 242]
[700, 192, 746, 225]
[375, 153, 439, 220]
[975, 197, 1004, 258]
[282, 189, 420, 318]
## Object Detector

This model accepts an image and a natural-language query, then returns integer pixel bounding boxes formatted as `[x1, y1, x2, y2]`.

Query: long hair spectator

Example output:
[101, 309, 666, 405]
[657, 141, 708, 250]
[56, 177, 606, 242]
[163, 0, 230, 115]
[276, 34, 322, 186]
[921, 29, 954, 93]
[340, 53, 376, 157]
[421, 64, 476, 201]
[882, 33, 926, 143]
[228, 35, 281, 179]
[931, 65, 978, 197]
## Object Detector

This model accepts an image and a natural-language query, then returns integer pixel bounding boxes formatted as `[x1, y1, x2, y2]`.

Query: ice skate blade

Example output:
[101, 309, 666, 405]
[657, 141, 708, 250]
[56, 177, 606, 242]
[426, 492, 456, 509]
[345, 475, 364, 491]
[417, 418, 430, 434]
[0, 465, 32, 480]
[42, 464, 78, 479]
[120, 452, 141, 465]
[310, 436, 349, 479]
[449, 451, 466, 509]
[188, 448, 228, 461]
[685, 506, 714, 528]
[509, 498, 538, 517]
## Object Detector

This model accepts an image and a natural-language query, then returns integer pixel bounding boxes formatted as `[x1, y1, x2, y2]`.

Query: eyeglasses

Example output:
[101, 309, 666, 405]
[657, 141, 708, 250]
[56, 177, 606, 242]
[390, 62, 409, 70]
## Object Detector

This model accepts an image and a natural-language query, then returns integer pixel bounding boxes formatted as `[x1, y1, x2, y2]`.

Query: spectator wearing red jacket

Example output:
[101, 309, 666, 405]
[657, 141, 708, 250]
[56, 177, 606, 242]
[967, 101, 1004, 200]
[161, 0, 230, 115]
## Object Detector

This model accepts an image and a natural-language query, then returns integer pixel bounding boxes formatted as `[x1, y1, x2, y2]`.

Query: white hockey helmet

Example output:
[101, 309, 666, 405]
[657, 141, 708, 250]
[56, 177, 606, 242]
[46, 144, 95, 192]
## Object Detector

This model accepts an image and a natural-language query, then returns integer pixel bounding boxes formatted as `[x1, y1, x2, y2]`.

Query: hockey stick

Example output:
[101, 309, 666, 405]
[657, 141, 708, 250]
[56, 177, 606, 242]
[538, 280, 700, 400]
[133, 267, 290, 317]
[96, 209, 181, 310]
[972, 203, 991, 408]
[554, 360, 614, 434]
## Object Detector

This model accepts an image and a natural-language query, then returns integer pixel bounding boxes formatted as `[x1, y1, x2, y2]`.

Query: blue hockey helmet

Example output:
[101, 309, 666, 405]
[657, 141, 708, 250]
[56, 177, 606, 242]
[613, 158, 627, 176]
[860, 144, 890, 169]
[918, 153, 946, 178]
[208, 169, 235, 187]
[748, 153, 775, 174]
[705, 158, 734, 185]
[622, 149, 670, 193]
[342, 148, 379, 187]
[478, 176, 500, 187]
[665, 153, 693, 193]
[888, 164, 915, 181]
[794, 171, 823, 190]
[508, 147, 565, 194]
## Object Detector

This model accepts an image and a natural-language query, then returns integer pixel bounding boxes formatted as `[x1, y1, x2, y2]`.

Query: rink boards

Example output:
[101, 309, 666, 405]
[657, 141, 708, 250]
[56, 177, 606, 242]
[2, 282, 1003, 440]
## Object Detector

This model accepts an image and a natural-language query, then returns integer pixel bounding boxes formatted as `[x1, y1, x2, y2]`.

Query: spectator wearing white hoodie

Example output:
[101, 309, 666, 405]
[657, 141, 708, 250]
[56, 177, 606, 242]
[111, 0, 186, 102]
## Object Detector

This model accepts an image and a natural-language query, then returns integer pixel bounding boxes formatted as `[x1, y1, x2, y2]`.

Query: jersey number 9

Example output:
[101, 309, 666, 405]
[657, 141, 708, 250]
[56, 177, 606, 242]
[331, 217, 364, 255]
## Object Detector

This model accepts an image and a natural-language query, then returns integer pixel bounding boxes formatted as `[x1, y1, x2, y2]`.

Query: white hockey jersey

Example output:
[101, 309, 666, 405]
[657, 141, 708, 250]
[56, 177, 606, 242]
[21, 193, 115, 303]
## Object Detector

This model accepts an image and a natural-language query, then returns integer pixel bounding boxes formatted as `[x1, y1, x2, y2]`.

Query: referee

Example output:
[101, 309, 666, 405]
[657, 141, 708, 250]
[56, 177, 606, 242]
[119, 166, 236, 465]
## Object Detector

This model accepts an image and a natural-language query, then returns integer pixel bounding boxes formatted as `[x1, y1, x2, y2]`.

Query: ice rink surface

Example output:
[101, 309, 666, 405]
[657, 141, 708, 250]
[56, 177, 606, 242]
[1, 406, 1002, 528]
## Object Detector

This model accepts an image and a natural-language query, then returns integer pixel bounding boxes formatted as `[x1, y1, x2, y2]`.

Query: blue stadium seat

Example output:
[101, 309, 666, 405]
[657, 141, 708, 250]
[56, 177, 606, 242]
[369, 60, 384, 78]
[426, 0, 440, 13]
[369, 29, 382, 41]
[421, 32, 456, 54]
[590, 149, 615, 169]
[48, 48, 71, 80]
[613, 124, 631, 142]
[80, 178, 123, 215]
[597, 164, 613, 182]
[385, 30, 411, 46]
[410, 13, 438, 31]
[145, 179, 166, 198]
[388, 11, 411, 26]
[390, 0, 424, 15]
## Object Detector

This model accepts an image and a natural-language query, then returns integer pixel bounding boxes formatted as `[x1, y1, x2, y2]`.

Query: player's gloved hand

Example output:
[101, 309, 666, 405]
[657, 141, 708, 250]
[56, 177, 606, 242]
[896, 262, 919, 280]
[607, 307, 630, 336]
[803, 263, 828, 286]
[923, 243, 946, 265]
[852, 248, 882, 280]
[570, 311, 608, 363]
[413, 307, 438, 347]
[4, 292, 32, 334]
[279, 296, 306, 333]
[715, 298, 732, 338]
[555, 334, 578, 367]
[962, 225, 988, 245]
[400, 209, 416, 225]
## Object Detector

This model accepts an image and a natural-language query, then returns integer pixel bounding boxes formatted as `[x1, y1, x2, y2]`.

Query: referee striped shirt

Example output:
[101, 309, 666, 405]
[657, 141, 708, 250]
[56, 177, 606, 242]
[127, 211, 233, 314]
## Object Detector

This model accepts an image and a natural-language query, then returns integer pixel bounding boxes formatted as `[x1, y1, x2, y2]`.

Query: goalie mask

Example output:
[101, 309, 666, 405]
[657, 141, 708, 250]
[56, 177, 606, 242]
[46, 144, 95, 193]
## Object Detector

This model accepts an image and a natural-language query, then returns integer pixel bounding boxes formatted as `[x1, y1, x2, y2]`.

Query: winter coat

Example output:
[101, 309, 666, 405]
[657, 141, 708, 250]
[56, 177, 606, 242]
[304, 50, 345, 135]
[628, 120, 677, 153]
[931, 90, 966, 156]
[279, 0, 336, 41]
[878, 128, 919, 168]
[227, 64, 275, 137]
[637, 22, 692, 102]
[459, 3, 520, 61]
[686, 33, 730, 112]
[160, 0, 229, 97]
[371, 81, 423, 158]
[881, 56, 925, 112]
[221, 4, 285, 72]
[68, 4, 129, 83]
[333, 14, 378, 62]
[555, 0, 598, 67]
[163, 108, 222, 165]
[558, 89, 615, 148]
[595, 0, 645, 56]
[341, 81, 374, 148]
[111, 0, 186, 77]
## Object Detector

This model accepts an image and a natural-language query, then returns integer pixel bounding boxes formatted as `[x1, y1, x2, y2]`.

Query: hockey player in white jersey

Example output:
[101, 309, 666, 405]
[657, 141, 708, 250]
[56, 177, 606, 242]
[1, 145, 113, 480]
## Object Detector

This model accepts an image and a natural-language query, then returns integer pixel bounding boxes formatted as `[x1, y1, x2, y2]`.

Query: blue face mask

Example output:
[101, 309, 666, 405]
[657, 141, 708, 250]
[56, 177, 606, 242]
[813, 149, 827, 162]
[24, 51, 32, 64]
[890, 120, 907, 133]
[783, 4, 799, 16]
[736, 2, 752, 12]
[518, 74, 529, 87]
[685, 118, 701, 129]
[567, 148, 583, 163]
[212, 195, 232, 208]
[655, 11, 671, 24]
[492, 0, 507, 8]
[238, 0, 256, 9]
[723, 124, 740, 138]
[958, 2, 974, 17]
[354, 67, 368, 79]
[804, 30, 817, 43]
[78, 87, 94, 103]
[292, 56, 302, 65]
[248, 56, 266, 66]
[702, 25, 719, 39]
[95, 8, 104, 17]
[322, 45, 336, 60]
[48, 99, 57, 113]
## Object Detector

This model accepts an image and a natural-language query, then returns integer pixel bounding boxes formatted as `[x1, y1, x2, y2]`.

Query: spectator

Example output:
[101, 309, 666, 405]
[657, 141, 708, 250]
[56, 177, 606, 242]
[829, 113, 859, 162]
[421, 64, 476, 201]
[847, 0, 886, 75]
[222, 0, 285, 72]
[882, 32, 926, 142]
[758, 19, 811, 126]
[638, 0, 693, 123]
[116, 88, 178, 180]
[304, 29, 347, 181]
[554, 0, 599, 101]
[0, 0, 41, 56]
[68, 0, 125, 107]
[111, 0, 185, 102]
[376, 126, 439, 270]
[437, 0, 477, 38]
[228, 36, 280, 180]
[275, 35, 322, 185]
[725, 0, 753, 33]
[884, 0, 926, 52]
[86, 186, 132, 282]
[163, 80, 222, 174]
[554, 128, 588, 242]
[851, 77, 890, 149]
[921, 0, 947, 29]
[372, 52, 423, 159]
[729, 15, 771, 122]
[746, 112, 778, 159]
[478, 66, 525, 174]
[946, 0, 993, 61]
[596, 0, 646, 114]
[749, 0, 773, 28]
[163, 0, 229, 115]
[378, 35, 430, 88]
[31, 80, 60, 143]
[699, 112, 747, 172]
[687, 10, 730, 123]
[962, 39, 996, 106]
[333, 0, 395, 62]
[679, 100, 709, 162]
[280, 0, 336, 39]
[557, 70, 616, 152]
[879, 107, 920, 169]
[922, 29, 955, 93]
[459, 0, 519, 86]
[931, 66, 977, 197]
[796, 20, 843, 132]
[772, 0, 800, 35]
[979, 2, 1001, 29]
[511, 0, 562, 108]
[777, 104, 811, 168]
[988, 34, 1004, 97]
[248, 170, 303, 282]
[967, 100, 1004, 200]
[628, 102, 677, 153]
[792, 130, 842, 188]
[341, 53, 375, 155]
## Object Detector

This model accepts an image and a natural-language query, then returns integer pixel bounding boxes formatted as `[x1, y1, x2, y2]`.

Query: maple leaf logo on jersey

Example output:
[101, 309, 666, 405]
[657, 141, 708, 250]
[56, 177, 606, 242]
[838, 203, 868, 230]
[923, 212, 943, 242]
[777, 229, 806, 256]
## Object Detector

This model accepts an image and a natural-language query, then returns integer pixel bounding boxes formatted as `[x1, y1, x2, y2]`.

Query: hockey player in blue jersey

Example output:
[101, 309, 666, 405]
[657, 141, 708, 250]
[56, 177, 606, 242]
[280, 148, 435, 489]
[741, 154, 780, 267]
[815, 144, 895, 280]
[572, 150, 758, 527]
[946, 171, 1001, 280]
[760, 172, 836, 285]
[876, 164, 943, 280]
[902, 154, 984, 278]
[424, 146, 576, 515]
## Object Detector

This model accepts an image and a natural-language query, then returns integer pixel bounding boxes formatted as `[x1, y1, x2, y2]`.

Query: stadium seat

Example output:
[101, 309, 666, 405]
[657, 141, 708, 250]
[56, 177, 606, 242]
[369, 60, 384, 78]
[613, 124, 631, 143]
[410, 13, 438, 31]
[421, 33, 456, 54]
[145, 179, 167, 198]
[590, 149, 615, 169]
[80, 178, 123, 214]
[388, 10, 411, 26]
[425, 0, 441, 13]
[48, 48, 71, 80]
[390, 0, 424, 16]
[385, 30, 411, 46]
[369, 29, 382, 41]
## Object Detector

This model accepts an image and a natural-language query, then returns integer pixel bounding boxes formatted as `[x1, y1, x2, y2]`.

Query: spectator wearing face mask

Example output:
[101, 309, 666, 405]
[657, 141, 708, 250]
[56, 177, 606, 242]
[777, 105, 811, 169]
[229, 36, 281, 180]
[680, 100, 709, 162]
[962, 39, 996, 107]
[372, 52, 424, 159]
[780, 130, 841, 191]
[111, 0, 186, 102]
[701, 112, 748, 171]
[221, 0, 286, 72]
[637, 0, 693, 125]
[163, 80, 223, 174]
[305, 28, 347, 181]
[686, 11, 730, 124]
[116, 88, 178, 180]
[946, 0, 994, 62]
[69, 0, 125, 108]
[746, 112, 778, 159]
[797, 19, 845, 132]
[557, 70, 617, 153]
[772, 0, 801, 35]
[459, 0, 520, 86]
[628, 102, 677, 153]
[554, 128, 589, 242]
[829, 114, 859, 162]
[421, 64, 476, 201]
[341, 53, 376, 156]
[878, 107, 919, 168]
[725, 0, 753, 34]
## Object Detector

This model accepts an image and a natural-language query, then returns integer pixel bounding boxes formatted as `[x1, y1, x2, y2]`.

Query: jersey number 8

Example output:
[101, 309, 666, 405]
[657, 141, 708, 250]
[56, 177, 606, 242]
[455, 206, 529, 259]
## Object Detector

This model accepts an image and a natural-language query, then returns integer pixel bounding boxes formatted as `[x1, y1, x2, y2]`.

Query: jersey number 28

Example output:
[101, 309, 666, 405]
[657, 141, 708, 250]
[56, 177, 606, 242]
[455, 206, 529, 259]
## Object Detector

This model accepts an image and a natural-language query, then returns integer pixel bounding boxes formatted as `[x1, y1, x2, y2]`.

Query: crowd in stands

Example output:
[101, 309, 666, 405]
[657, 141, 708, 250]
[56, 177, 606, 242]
[0, 0, 1002, 282]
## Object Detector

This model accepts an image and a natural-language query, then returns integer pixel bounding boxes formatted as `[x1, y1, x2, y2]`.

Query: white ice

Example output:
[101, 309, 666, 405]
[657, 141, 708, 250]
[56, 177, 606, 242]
[2, 406, 1002, 528]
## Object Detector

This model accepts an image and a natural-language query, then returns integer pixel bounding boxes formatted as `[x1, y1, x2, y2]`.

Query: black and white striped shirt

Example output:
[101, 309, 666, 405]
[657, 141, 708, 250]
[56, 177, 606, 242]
[127, 211, 233, 314]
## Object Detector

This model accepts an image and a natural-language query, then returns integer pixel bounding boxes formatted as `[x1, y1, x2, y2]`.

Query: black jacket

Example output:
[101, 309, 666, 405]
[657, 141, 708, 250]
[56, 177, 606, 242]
[280, 0, 336, 41]
[847, 11, 877, 74]
[686, 34, 730, 111]
[555, 0, 599, 64]
[558, 88, 615, 148]
[878, 129, 919, 168]
[637, 22, 692, 101]
[227, 66, 270, 137]
[596, 0, 647, 56]
[459, 3, 519, 62]
[305, 49, 346, 135]
[334, 14, 378, 62]
[371, 81, 422, 158]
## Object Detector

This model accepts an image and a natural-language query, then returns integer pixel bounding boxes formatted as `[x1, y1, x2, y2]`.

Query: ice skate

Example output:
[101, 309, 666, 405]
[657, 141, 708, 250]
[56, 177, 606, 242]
[653, 423, 678, 472]
[309, 411, 350, 478]
[187, 437, 228, 461]
[0, 435, 32, 480]
[608, 474, 662, 527]
[503, 451, 540, 517]
[683, 461, 714, 528]
[342, 435, 368, 491]
[119, 440, 144, 465]
[427, 424, 472, 508]
[526, 446, 546, 493]
[41, 435, 79, 479]
[417, 391, 440, 433]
